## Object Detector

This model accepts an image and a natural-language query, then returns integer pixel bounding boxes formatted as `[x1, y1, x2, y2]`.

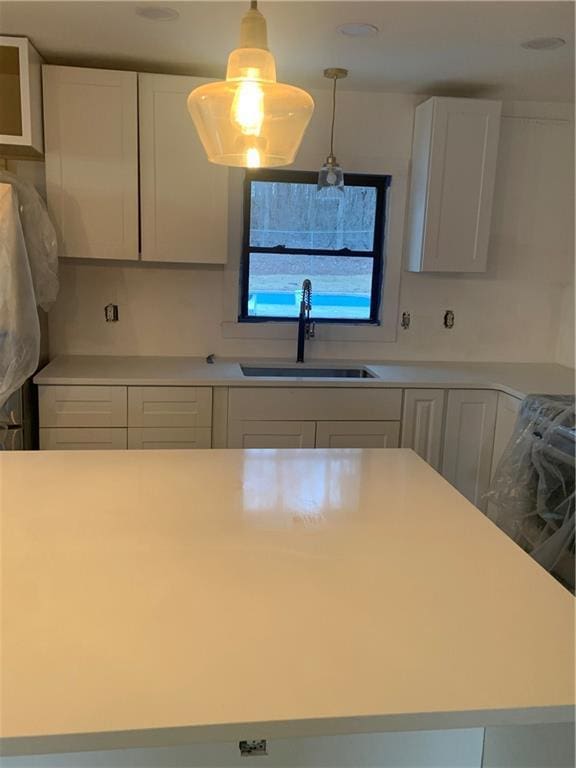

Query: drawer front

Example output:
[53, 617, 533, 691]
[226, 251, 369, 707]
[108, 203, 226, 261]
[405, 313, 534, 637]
[40, 428, 127, 450]
[39, 386, 127, 427]
[228, 388, 402, 422]
[128, 427, 211, 449]
[316, 421, 400, 449]
[128, 387, 212, 427]
[228, 420, 316, 449]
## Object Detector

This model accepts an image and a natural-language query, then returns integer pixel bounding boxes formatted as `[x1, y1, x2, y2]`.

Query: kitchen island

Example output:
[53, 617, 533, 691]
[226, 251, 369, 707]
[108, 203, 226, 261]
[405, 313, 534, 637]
[0, 448, 573, 760]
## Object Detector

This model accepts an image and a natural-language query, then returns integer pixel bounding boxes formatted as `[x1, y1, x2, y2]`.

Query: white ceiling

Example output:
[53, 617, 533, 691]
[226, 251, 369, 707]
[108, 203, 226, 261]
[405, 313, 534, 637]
[1, 1, 574, 101]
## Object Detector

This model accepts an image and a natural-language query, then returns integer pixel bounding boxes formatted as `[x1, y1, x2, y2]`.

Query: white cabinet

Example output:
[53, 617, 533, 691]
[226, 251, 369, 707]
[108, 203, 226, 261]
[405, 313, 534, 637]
[128, 386, 212, 428]
[228, 420, 316, 449]
[40, 427, 127, 450]
[406, 97, 501, 272]
[316, 421, 400, 448]
[227, 388, 402, 450]
[42, 65, 139, 261]
[0, 36, 43, 157]
[138, 74, 229, 264]
[401, 389, 445, 470]
[490, 392, 522, 479]
[442, 389, 498, 508]
[38, 385, 214, 450]
[39, 385, 127, 427]
[128, 427, 211, 449]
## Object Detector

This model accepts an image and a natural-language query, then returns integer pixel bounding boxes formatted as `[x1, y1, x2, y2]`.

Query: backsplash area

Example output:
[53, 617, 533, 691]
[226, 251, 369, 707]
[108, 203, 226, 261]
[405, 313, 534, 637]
[27, 90, 575, 366]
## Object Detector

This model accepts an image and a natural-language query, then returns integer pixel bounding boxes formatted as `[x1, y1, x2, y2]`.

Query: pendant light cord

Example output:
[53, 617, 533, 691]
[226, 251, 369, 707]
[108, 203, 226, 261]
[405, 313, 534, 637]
[329, 76, 337, 158]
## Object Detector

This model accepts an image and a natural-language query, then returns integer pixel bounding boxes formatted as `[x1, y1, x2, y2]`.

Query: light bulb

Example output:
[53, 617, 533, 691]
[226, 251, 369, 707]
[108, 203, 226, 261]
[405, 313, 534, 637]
[246, 147, 261, 168]
[232, 77, 264, 136]
[326, 170, 337, 185]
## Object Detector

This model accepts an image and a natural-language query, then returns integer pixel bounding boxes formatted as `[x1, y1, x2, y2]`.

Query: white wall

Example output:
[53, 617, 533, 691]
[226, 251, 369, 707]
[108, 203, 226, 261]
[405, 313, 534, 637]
[24, 89, 576, 364]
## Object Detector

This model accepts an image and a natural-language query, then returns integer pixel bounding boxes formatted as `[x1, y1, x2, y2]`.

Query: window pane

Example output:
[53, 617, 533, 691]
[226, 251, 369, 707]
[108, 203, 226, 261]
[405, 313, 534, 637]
[247, 253, 373, 320]
[249, 182, 377, 251]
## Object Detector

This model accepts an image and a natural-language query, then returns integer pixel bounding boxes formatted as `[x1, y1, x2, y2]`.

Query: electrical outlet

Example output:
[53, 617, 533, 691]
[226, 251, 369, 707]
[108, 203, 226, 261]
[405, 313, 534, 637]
[443, 310, 455, 329]
[400, 311, 411, 330]
[104, 304, 119, 322]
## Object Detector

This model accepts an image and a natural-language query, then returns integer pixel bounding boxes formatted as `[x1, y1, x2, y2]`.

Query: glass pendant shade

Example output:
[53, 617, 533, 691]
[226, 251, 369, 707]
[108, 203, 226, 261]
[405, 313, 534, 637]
[187, 3, 314, 169]
[318, 155, 344, 191]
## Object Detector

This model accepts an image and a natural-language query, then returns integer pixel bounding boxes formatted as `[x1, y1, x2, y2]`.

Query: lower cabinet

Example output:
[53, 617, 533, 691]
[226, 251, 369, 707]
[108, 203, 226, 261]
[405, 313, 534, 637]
[316, 421, 400, 448]
[490, 392, 522, 479]
[40, 427, 127, 450]
[401, 389, 445, 469]
[441, 389, 498, 509]
[228, 419, 400, 449]
[228, 420, 316, 449]
[128, 427, 211, 449]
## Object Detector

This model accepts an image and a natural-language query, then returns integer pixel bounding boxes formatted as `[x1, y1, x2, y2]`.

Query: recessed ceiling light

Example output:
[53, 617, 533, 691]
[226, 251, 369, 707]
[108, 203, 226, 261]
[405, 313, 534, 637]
[520, 36, 566, 50]
[337, 23, 379, 38]
[135, 5, 179, 22]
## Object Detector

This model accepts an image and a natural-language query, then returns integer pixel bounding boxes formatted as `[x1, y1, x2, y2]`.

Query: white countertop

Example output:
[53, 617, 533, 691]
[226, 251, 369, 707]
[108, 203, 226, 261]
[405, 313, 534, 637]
[34, 356, 575, 399]
[1, 449, 573, 756]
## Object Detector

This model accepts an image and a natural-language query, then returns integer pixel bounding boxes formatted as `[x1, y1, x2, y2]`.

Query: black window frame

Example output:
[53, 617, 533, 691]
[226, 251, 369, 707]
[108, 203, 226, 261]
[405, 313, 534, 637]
[238, 169, 391, 325]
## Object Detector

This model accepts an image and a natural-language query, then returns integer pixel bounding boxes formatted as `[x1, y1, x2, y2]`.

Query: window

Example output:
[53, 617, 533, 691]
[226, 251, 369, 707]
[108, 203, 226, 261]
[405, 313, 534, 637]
[239, 170, 390, 323]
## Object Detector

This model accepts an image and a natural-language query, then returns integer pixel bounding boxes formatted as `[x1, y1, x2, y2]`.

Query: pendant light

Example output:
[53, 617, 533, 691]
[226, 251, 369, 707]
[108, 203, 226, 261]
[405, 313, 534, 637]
[318, 68, 348, 191]
[187, 1, 314, 169]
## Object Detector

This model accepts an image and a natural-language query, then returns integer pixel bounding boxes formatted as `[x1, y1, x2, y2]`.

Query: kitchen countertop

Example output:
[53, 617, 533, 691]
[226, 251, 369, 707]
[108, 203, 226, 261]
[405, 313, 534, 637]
[34, 356, 575, 399]
[1, 448, 573, 756]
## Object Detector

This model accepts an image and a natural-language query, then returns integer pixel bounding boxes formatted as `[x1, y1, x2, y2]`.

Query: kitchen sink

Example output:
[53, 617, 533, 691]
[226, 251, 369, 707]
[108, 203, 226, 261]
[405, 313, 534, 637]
[240, 365, 376, 379]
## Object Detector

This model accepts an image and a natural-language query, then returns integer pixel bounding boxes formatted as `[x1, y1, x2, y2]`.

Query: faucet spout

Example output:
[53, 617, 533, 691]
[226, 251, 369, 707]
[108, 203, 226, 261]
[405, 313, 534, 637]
[296, 279, 313, 363]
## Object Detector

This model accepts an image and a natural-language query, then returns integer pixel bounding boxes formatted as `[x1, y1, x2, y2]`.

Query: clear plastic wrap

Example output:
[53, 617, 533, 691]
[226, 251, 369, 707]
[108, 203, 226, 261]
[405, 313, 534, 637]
[485, 394, 575, 590]
[0, 173, 58, 409]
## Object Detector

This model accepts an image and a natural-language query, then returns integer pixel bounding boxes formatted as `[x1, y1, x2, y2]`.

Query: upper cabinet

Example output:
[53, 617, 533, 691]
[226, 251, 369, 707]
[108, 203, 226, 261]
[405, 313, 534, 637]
[0, 36, 43, 157]
[406, 97, 501, 273]
[139, 74, 228, 264]
[43, 66, 139, 261]
[42, 66, 229, 264]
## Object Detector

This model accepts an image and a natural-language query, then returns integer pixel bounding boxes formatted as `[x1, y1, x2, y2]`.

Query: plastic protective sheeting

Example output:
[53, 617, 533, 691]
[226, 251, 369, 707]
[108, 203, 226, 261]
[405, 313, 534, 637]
[486, 394, 575, 590]
[0, 173, 58, 408]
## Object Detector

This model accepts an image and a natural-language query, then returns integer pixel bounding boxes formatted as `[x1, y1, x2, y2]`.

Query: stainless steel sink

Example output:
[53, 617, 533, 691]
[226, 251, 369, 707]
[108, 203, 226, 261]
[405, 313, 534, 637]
[240, 365, 376, 379]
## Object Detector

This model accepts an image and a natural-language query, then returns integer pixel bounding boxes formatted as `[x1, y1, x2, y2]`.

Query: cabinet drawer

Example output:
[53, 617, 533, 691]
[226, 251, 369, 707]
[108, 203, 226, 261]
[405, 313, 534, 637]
[39, 386, 127, 427]
[128, 427, 211, 449]
[228, 420, 316, 449]
[40, 428, 127, 450]
[228, 388, 402, 422]
[128, 387, 212, 427]
[316, 421, 400, 449]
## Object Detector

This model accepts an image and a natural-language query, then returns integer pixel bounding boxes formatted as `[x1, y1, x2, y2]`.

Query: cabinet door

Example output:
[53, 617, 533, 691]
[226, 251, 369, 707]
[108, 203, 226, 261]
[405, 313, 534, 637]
[128, 387, 212, 428]
[442, 390, 498, 509]
[406, 97, 501, 273]
[40, 428, 127, 450]
[401, 389, 445, 470]
[128, 427, 211, 449]
[228, 420, 316, 449]
[490, 392, 522, 479]
[43, 65, 138, 260]
[0, 36, 43, 156]
[39, 385, 127, 427]
[139, 73, 228, 264]
[316, 421, 400, 448]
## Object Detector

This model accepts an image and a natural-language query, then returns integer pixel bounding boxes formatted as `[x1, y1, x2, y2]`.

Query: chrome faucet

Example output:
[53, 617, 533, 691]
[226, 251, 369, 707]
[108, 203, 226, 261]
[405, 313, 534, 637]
[296, 279, 315, 363]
